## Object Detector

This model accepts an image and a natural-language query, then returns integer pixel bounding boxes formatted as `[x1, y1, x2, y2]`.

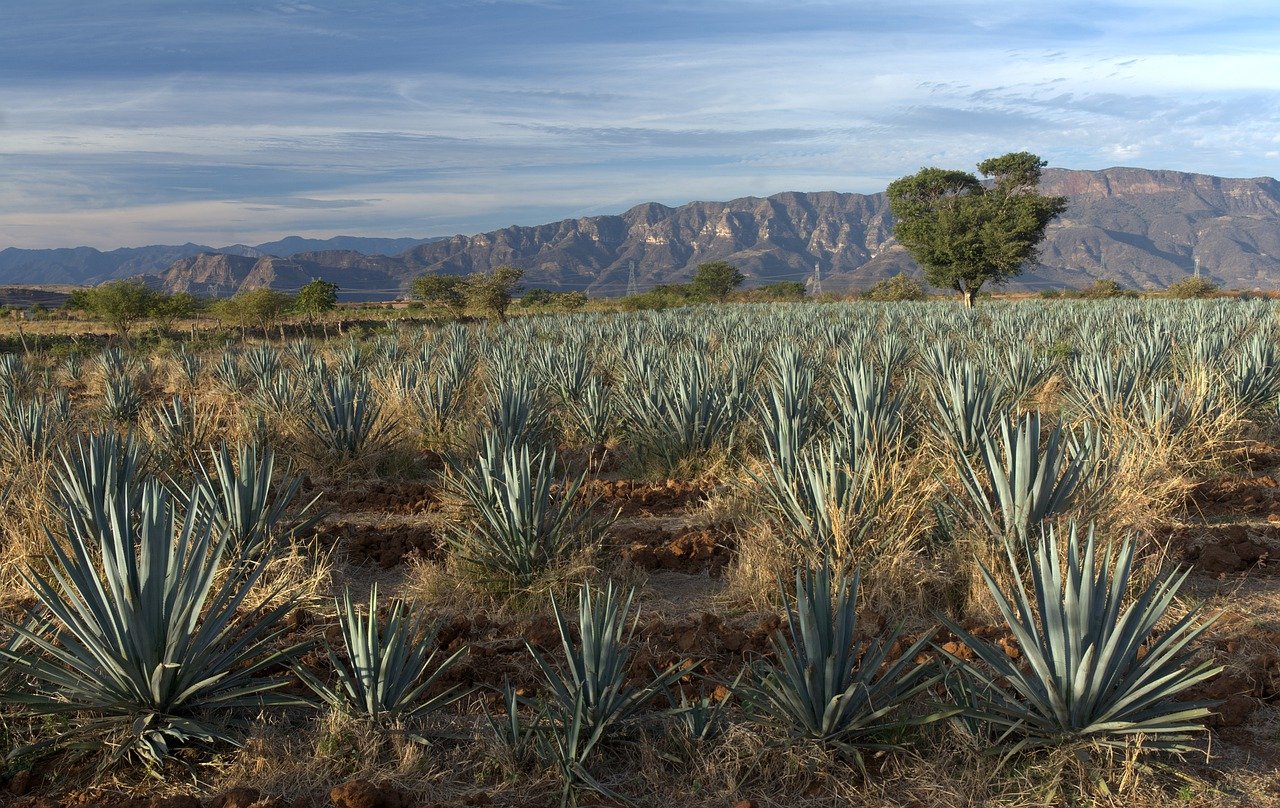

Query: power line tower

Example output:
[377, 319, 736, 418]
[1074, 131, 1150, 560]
[1194, 255, 1201, 278]
[626, 261, 638, 296]
[812, 260, 823, 295]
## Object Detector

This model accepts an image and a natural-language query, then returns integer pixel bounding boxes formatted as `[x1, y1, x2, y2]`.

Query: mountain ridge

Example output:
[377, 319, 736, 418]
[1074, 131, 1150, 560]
[10, 167, 1280, 296]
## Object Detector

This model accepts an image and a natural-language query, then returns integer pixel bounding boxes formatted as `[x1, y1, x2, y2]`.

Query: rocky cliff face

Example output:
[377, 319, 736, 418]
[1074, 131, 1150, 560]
[150, 166, 1280, 297]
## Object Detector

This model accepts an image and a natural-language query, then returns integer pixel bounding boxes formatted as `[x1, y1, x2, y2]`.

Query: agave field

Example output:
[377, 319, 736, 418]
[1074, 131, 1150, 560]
[1, 298, 1279, 807]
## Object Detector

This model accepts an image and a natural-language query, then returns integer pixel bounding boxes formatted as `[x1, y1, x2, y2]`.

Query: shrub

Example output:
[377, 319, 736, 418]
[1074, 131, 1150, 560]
[862, 274, 926, 302]
[1082, 279, 1138, 299]
[1167, 276, 1219, 299]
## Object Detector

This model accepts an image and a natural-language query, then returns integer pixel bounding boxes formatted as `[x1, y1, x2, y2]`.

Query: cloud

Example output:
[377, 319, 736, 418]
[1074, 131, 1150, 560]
[0, 1, 1278, 246]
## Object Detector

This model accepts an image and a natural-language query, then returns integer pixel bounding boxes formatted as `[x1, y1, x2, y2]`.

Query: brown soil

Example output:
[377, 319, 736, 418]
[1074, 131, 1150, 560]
[312, 482, 441, 516]
[1187, 474, 1280, 518]
[610, 521, 735, 575]
[312, 520, 444, 568]
[578, 478, 710, 517]
[1169, 523, 1277, 575]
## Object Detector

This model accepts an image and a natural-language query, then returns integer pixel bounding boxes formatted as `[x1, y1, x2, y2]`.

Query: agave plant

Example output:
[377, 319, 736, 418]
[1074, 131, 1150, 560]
[0, 396, 58, 463]
[0, 481, 302, 766]
[62, 351, 84, 383]
[757, 344, 821, 477]
[619, 353, 745, 468]
[243, 344, 281, 383]
[308, 372, 396, 460]
[174, 345, 201, 388]
[95, 347, 130, 379]
[0, 354, 29, 394]
[829, 356, 904, 457]
[296, 584, 468, 724]
[928, 360, 1001, 455]
[1225, 333, 1280, 413]
[192, 443, 320, 558]
[754, 443, 883, 565]
[448, 436, 600, 589]
[214, 349, 246, 392]
[527, 581, 688, 805]
[149, 395, 214, 471]
[53, 430, 145, 544]
[953, 410, 1087, 542]
[484, 377, 552, 452]
[1063, 356, 1141, 421]
[941, 522, 1221, 752]
[252, 370, 304, 415]
[739, 563, 943, 763]
[101, 372, 144, 423]
[565, 376, 613, 449]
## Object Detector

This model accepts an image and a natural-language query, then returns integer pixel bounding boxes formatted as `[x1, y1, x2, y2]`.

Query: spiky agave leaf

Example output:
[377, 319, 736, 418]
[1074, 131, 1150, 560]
[447, 436, 602, 589]
[0, 480, 303, 767]
[53, 429, 145, 545]
[953, 410, 1086, 542]
[527, 580, 689, 807]
[752, 443, 883, 566]
[191, 442, 320, 559]
[308, 372, 396, 460]
[296, 584, 468, 723]
[739, 563, 945, 763]
[940, 521, 1221, 753]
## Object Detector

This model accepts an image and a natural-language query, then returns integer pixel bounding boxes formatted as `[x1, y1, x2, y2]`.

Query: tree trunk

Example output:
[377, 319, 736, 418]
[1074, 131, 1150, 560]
[962, 287, 979, 308]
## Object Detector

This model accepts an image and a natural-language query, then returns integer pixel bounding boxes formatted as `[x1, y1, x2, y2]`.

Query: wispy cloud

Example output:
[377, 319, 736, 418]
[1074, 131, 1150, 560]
[0, 0, 1278, 247]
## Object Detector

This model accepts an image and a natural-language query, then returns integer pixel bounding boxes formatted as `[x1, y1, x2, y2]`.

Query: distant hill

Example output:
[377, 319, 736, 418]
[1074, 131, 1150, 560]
[0, 237, 440, 286]
[9, 167, 1280, 297]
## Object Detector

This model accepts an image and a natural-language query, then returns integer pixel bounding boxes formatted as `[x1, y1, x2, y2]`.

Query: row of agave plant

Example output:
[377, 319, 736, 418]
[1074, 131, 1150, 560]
[0, 298, 1272, 801]
[0, 434, 1222, 803]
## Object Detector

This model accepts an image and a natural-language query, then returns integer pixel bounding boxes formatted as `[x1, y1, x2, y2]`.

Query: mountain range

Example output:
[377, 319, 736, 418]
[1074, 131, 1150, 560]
[6, 167, 1280, 298]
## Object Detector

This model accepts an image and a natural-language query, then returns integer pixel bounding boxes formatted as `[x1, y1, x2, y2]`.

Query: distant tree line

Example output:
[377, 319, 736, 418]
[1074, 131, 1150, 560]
[63, 278, 342, 339]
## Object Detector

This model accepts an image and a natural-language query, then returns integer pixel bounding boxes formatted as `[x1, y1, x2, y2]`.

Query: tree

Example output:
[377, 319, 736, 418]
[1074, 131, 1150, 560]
[886, 152, 1067, 308]
[410, 274, 468, 318]
[74, 279, 161, 338]
[690, 261, 745, 302]
[213, 289, 294, 338]
[294, 279, 340, 332]
[467, 265, 524, 322]
[149, 292, 202, 334]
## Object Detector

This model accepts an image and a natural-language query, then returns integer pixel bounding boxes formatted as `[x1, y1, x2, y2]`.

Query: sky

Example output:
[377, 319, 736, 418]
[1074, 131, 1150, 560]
[1, 0, 1279, 249]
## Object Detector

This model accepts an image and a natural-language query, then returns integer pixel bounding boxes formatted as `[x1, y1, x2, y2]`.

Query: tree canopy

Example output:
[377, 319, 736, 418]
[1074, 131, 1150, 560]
[886, 151, 1067, 307]
[294, 279, 339, 323]
[65, 280, 167, 338]
[213, 289, 294, 336]
[690, 261, 745, 302]
[467, 265, 524, 322]
[409, 274, 468, 318]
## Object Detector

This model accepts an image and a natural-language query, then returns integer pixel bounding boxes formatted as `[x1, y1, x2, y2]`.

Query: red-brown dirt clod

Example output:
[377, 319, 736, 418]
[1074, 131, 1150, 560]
[328, 780, 413, 808]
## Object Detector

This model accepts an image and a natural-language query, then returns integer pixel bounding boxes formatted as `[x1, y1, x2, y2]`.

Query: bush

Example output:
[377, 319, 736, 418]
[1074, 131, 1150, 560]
[520, 289, 588, 311]
[740, 281, 807, 302]
[1168, 276, 1219, 299]
[862, 274, 926, 302]
[619, 283, 700, 311]
[1082, 279, 1138, 299]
